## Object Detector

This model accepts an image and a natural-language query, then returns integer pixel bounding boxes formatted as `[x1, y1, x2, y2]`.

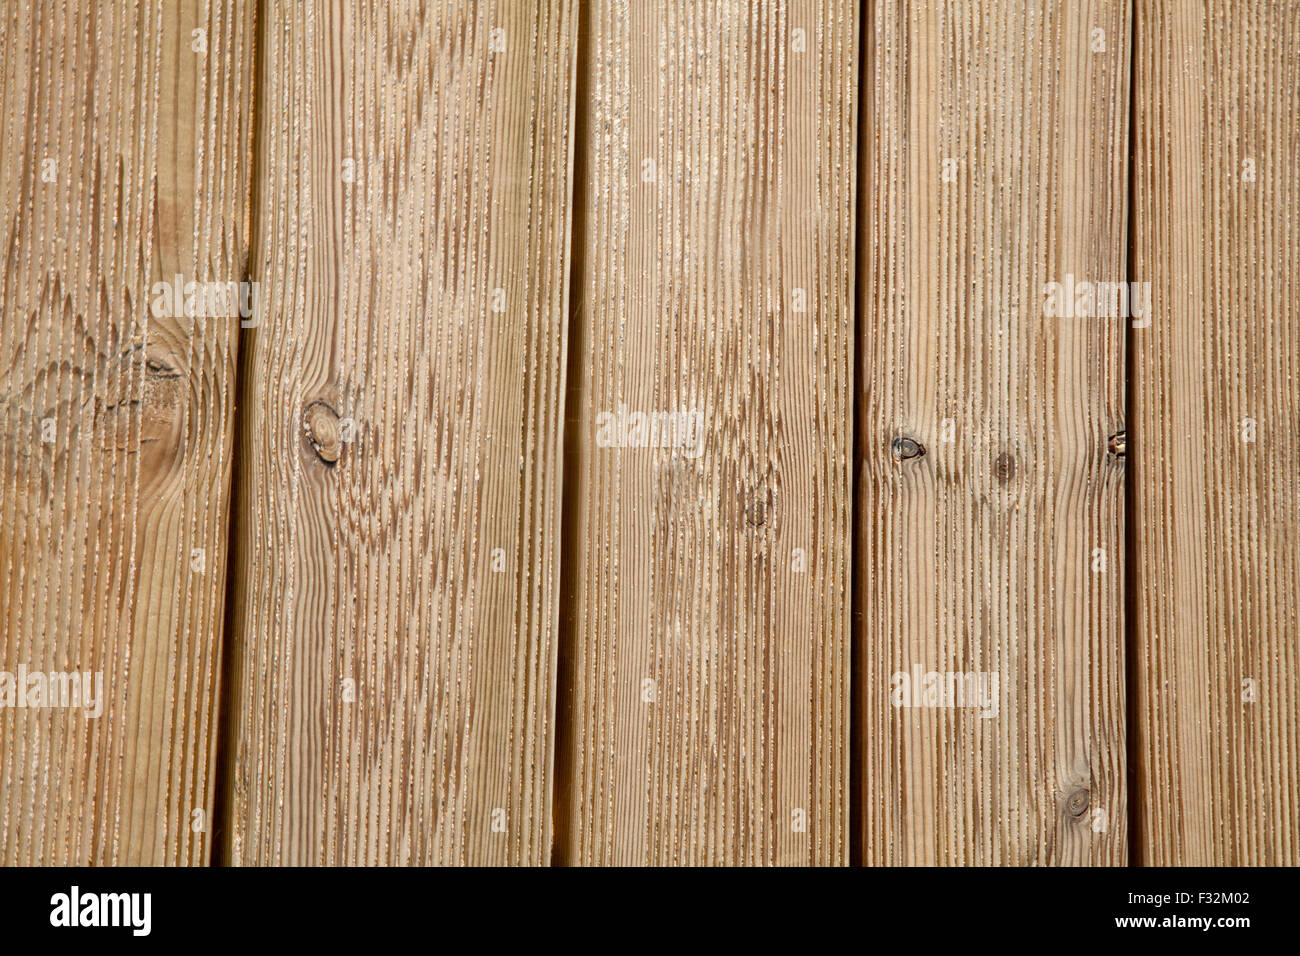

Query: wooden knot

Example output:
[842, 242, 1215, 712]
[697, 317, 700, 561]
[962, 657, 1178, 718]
[1066, 788, 1090, 817]
[1107, 430, 1126, 458]
[302, 401, 342, 465]
[891, 436, 925, 462]
[992, 451, 1017, 485]
[743, 484, 772, 528]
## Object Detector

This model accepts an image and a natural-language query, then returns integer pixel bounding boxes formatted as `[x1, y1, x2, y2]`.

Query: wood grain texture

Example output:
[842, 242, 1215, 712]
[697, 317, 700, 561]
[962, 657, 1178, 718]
[223, 0, 576, 865]
[0, 1, 255, 865]
[1131, 0, 1300, 866]
[555, 0, 856, 866]
[859, 0, 1130, 864]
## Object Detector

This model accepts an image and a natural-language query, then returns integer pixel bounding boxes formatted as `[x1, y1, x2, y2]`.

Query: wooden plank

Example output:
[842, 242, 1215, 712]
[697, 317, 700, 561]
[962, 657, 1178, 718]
[222, 0, 576, 865]
[0, 2, 255, 864]
[858, 0, 1130, 864]
[554, 0, 856, 866]
[1130, 0, 1300, 866]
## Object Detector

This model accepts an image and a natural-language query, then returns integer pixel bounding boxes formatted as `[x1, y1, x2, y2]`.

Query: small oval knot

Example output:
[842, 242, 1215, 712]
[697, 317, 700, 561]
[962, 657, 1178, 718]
[1107, 430, 1126, 458]
[303, 401, 342, 465]
[743, 484, 772, 528]
[1067, 788, 1090, 817]
[891, 437, 926, 462]
[992, 451, 1017, 485]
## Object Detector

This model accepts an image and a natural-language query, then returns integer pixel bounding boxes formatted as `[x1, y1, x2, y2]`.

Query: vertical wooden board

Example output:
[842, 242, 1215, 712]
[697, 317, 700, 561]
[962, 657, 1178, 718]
[859, 0, 1130, 864]
[224, 0, 576, 865]
[1131, 0, 1300, 865]
[555, 0, 855, 866]
[0, 2, 255, 865]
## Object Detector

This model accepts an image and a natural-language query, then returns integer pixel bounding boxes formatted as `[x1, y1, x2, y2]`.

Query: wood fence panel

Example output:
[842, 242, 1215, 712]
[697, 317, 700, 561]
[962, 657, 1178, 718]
[554, 0, 857, 866]
[858, 0, 1130, 864]
[222, 0, 577, 865]
[0, 1, 256, 864]
[1130, 0, 1300, 865]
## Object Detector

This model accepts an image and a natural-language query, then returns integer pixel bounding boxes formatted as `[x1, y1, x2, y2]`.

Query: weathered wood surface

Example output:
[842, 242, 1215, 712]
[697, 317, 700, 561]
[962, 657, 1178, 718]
[0, 0, 256, 864]
[3, 0, 1299, 871]
[554, 0, 857, 866]
[858, 0, 1131, 864]
[221, 0, 577, 865]
[1130, 0, 1300, 866]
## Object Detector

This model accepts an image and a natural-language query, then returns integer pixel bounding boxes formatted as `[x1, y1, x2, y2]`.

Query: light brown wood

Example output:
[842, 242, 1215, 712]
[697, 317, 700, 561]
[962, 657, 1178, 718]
[222, 0, 577, 866]
[4, 0, 1297, 872]
[555, 0, 856, 866]
[1130, 0, 1300, 866]
[858, 0, 1130, 864]
[0, 1, 256, 864]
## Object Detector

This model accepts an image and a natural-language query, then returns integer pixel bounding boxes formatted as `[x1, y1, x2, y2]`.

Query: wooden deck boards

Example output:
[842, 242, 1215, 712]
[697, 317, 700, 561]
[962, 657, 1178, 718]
[555, 0, 856, 866]
[1130, 0, 1300, 866]
[858, 0, 1131, 865]
[0, 0, 1294, 867]
[0, 0, 256, 865]
[221, 0, 576, 866]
